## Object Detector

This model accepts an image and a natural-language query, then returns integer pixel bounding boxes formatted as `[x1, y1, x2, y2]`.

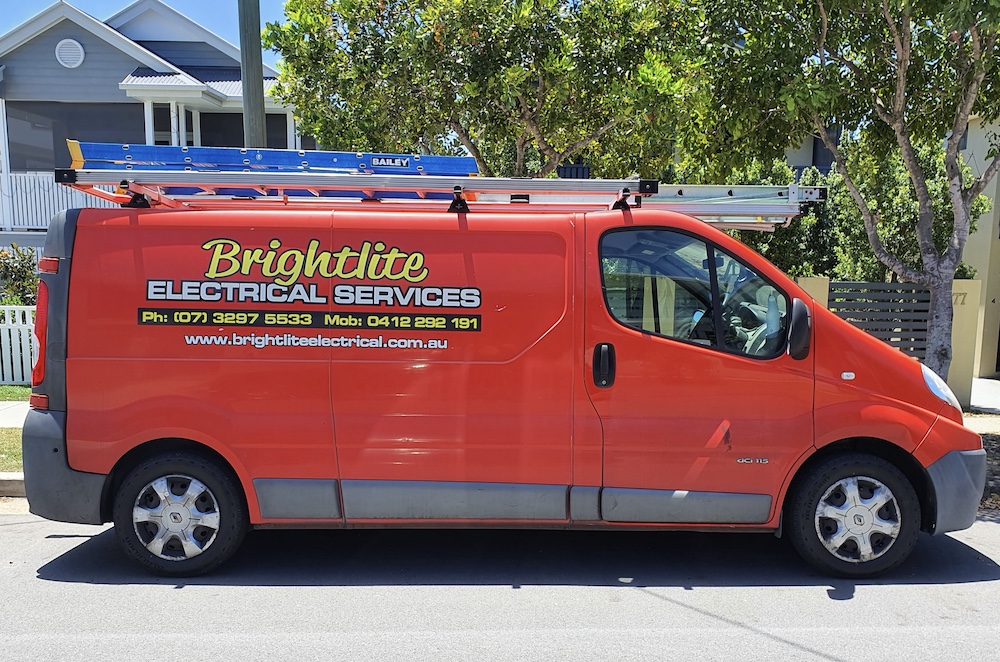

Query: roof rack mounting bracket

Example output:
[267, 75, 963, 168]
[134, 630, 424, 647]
[611, 187, 633, 211]
[123, 192, 151, 208]
[448, 186, 470, 213]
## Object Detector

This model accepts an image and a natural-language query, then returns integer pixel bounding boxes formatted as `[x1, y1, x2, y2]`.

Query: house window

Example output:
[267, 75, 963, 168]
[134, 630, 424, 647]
[5, 101, 144, 171]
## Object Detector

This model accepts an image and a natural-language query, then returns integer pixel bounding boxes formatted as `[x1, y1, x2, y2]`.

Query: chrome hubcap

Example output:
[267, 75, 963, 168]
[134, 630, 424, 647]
[132, 475, 221, 561]
[814, 475, 901, 564]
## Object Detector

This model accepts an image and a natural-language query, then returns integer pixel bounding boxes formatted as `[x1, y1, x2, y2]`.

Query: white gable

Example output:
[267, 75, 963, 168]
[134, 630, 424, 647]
[110, 8, 206, 42]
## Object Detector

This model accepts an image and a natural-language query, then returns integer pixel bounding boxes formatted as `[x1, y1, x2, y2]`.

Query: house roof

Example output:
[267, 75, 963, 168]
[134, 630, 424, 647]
[106, 0, 279, 77]
[182, 67, 280, 97]
[0, 1, 193, 77]
[120, 66, 286, 109]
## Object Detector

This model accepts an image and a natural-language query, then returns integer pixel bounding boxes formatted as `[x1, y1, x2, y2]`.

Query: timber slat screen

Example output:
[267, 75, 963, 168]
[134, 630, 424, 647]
[828, 282, 930, 359]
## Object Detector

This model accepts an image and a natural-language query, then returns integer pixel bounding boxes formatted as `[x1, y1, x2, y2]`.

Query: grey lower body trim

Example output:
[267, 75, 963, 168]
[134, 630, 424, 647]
[927, 449, 986, 535]
[570, 486, 601, 521]
[254, 478, 342, 519]
[341, 480, 568, 520]
[22, 409, 105, 525]
[601, 487, 772, 524]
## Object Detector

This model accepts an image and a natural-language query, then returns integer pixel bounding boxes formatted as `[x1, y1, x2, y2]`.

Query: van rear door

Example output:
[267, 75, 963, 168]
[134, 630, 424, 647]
[582, 211, 814, 526]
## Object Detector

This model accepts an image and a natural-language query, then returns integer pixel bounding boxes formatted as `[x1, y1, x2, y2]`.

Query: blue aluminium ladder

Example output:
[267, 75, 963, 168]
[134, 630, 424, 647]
[69, 140, 479, 176]
[67, 140, 479, 200]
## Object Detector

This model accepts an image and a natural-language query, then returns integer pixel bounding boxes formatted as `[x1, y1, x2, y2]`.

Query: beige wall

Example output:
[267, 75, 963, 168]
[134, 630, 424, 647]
[950, 280, 982, 407]
[959, 118, 1000, 377]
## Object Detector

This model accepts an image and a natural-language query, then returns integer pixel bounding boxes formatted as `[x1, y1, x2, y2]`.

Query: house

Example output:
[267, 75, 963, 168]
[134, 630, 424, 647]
[0, 0, 304, 242]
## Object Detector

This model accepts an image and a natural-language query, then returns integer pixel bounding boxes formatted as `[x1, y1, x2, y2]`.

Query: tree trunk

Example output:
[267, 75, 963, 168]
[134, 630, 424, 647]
[514, 133, 527, 178]
[924, 279, 954, 380]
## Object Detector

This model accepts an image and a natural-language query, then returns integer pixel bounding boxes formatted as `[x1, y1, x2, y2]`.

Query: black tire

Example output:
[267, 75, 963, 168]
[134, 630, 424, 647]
[787, 453, 920, 578]
[112, 452, 248, 576]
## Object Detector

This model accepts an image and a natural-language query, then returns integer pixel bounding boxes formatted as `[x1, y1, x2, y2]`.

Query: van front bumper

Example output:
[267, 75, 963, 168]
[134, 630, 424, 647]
[22, 409, 106, 525]
[926, 449, 986, 535]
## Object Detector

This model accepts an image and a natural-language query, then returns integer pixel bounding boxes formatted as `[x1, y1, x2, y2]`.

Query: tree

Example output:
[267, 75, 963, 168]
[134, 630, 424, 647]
[263, 0, 700, 177]
[826, 134, 989, 282]
[704, 1, 1000, 379]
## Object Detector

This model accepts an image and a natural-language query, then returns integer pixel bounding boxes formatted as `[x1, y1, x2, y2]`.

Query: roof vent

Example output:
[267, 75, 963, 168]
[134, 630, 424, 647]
[55, 39, 85, 69]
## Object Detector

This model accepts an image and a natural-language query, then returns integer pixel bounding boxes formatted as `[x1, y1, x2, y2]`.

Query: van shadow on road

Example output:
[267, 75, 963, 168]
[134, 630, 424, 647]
[35, 523, 1000, 595]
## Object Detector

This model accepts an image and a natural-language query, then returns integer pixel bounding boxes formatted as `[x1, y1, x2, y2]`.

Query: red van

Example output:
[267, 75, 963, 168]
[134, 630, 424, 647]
[23, 176, 984, 578]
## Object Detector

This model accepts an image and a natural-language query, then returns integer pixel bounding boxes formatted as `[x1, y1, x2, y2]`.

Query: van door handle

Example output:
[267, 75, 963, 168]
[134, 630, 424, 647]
[593, 343, 616, 388]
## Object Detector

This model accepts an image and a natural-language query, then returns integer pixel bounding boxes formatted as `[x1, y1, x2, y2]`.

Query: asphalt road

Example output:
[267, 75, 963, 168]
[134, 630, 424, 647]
[2, 506, 1000, 661]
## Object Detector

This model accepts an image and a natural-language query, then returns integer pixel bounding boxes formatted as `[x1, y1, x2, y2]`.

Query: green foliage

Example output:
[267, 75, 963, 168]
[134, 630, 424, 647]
[727, 161, 837, 278]
[701, 1, 1000, 375]
[703, 2, 1000, 173]
[0, 244, 37, 306]
[263, 0, 703, 177]
[824, 136, 990, 282]
[721, 139, 989, 283]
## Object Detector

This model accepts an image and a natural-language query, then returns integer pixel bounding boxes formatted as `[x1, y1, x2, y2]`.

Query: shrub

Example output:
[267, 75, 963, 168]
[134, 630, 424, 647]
[0, 244, 37, 306]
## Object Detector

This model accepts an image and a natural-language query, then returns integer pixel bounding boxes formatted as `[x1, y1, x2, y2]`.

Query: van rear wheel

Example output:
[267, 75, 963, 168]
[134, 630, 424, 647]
[788, 453, 920, 578]
[112, 452, 248, 576]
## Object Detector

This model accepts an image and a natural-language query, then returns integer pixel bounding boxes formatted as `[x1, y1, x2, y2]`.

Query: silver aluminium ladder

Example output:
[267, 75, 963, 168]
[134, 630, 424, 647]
[56, 143, 824, 231]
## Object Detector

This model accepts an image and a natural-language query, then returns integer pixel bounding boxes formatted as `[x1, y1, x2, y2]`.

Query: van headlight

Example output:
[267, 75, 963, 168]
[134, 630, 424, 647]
[921, 363, 961, 412]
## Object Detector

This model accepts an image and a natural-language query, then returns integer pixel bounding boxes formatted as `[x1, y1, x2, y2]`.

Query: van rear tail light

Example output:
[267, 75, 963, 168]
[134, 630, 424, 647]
[29, 394, 49, 410]
[32, 280, 49, 387]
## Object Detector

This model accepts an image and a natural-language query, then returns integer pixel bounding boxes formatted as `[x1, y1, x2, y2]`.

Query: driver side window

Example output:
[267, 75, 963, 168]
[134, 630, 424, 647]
[601, 230, 717, 346]
[600, 229, 789, 358]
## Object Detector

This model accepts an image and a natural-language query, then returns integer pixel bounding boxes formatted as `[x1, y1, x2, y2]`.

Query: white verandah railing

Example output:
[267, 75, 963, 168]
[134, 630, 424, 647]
[8, 171, 116, 230]
[0, 306, 34, 385]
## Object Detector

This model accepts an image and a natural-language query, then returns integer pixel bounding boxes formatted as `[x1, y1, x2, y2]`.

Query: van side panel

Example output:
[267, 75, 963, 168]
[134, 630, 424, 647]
[65, 210, 338, 520]
[327, 213, 575, 510]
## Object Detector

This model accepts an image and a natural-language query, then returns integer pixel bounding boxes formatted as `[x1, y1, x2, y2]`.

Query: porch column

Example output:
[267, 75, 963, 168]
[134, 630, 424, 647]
[178, 103, 187, 147]
[169, 101, 179, 146]
[0, 97, 13, 232]
[192, 110, 202, 146]
[286, 111, 295, 151]
[143, 100, 154, 145]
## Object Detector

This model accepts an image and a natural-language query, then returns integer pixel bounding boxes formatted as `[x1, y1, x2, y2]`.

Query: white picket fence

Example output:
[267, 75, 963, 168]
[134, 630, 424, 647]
[10, 171, 117, 230]
[0, 306, 35, 385]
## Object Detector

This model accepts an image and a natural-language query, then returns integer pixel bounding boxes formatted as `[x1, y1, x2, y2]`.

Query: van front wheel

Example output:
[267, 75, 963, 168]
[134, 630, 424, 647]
[112, 452, 248, 576]
[788, 453, 920, 577]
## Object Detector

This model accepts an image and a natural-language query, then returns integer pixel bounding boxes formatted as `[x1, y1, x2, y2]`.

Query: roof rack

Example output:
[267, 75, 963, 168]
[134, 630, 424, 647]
[56, 142, 825, 230]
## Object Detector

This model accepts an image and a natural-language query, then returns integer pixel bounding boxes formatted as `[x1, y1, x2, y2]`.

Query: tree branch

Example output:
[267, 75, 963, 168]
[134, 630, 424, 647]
[816, 0, 828, 68]
[968, 155, 1000, 202]
[515, 132, 528, 178]
[448, 120, 493, 177]
[941, 26, 997, 272]
[880, 0, 910, 118]
[812, 115, 926, 284]
[517, 94, 559, 168]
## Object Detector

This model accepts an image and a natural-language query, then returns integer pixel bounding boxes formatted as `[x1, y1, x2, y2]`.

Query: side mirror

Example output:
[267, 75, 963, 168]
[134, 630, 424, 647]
[787, 298, 811, 360]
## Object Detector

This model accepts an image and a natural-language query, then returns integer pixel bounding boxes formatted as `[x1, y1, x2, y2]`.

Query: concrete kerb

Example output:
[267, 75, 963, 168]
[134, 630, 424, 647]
[0, 472, 25, 497]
